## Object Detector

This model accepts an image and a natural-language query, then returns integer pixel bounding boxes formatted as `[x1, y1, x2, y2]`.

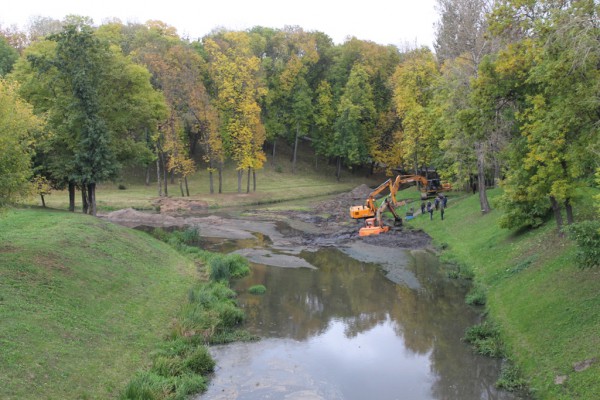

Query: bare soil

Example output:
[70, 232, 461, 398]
[104, 185, 431, 250]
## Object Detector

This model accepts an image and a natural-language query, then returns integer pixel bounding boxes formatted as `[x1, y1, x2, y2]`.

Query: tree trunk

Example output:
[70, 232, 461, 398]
[185, 177, 190, 197]
[271, 139, 276, 166]
[162, 153, 168, 197]
[292, 123, 299, 174]
[156, 155, 163, 197]
[88, 182, 96, 216]
[237, 169, 242, 193]
[336, 157, 342, 181]
[253, 169, 256, 192]
[81, 184, 89, 214]
[218, 164, 222, 194]
[209, 170, 214, 194]
[476, 143, 491, 213]
[68, 181, 76, 212]
[145, 165, 150, 186]
[550, 196, 564, 236]
[565, 198, 574, 225]
[40, 194, 46, 208]
[246, 167, 251, 193]
[179, 178, 184, 196]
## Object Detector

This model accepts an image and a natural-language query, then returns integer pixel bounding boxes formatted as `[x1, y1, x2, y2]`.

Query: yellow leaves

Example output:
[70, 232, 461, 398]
[205, 32, 266, 172]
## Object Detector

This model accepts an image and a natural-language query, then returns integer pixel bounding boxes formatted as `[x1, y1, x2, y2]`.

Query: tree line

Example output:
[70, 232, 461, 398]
[0, 1, 598, 236]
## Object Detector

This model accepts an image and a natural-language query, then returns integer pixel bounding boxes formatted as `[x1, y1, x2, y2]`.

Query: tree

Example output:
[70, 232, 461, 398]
[434, 0, 493, 68]
[391, 47, 440, 175]
[51, 24, 119, 215]
[0, 79, 42, 208]
[205, 31, 267, 193]
[491, 0, 600, 232]
[333, 64, 375, 180]
[12, 21, 167, 213]
[0, 36, 18, 76]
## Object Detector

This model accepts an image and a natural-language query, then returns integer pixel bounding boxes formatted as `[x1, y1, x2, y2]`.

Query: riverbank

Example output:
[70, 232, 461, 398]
[0, 208, 199, 399]
[406, 188, 600, 399]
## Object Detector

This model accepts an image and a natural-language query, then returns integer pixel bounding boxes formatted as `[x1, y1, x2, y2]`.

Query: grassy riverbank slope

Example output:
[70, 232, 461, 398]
[0, 208, 198, 399]
[407, 188, 600, 399]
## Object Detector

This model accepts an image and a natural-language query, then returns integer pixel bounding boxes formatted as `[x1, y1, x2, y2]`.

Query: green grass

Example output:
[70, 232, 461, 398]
[407, 188, 600, 399]
[0, 208, 199, 399]
[29, 143, 382, 212]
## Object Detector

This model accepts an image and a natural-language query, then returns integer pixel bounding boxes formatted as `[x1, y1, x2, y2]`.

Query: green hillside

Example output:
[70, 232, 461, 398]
[406, 189, 600, 399]
[0, 208, 198, 399]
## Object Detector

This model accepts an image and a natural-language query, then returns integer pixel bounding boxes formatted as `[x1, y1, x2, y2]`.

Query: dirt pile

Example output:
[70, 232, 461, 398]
[153, 197, 209, 214]
[312, 184, 372, 223]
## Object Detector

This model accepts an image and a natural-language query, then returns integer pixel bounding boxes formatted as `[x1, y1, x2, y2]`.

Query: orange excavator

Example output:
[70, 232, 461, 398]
[358, 196, 402, 236]
[349, 175, 428, 220]
[349, 174, 452, 236]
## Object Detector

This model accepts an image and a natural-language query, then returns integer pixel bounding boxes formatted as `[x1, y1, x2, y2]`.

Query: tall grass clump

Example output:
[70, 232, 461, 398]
[463, 321, 505, 358]
[248, 285, 267, 295]
[120, 370, 205, 400]
[208, 253, 250, 282]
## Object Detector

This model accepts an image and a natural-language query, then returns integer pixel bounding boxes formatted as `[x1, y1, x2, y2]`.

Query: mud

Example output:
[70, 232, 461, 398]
[103, 185, 432, 261]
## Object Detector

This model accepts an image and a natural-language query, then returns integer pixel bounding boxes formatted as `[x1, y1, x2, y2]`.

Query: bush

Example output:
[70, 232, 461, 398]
[564, 220, 600, 268]
[248, 285, 266, 295]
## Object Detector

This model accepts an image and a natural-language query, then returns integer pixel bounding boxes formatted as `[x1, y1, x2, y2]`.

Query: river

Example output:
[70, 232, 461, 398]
[194, 223, 523, 400]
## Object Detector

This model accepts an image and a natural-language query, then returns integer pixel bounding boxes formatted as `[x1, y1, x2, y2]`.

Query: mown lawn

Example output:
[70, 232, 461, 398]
[407, 188, 600, 399]
[0, 208, 198, 399]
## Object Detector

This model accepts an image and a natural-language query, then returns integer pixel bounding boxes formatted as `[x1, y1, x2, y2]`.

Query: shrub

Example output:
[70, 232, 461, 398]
[118, 184, 127, 190]
[564, 220, 600, 269]
[248, 285, 266, 295]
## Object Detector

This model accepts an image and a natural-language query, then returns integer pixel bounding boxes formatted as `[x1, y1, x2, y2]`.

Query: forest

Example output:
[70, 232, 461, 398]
[0, 0, 598, 238]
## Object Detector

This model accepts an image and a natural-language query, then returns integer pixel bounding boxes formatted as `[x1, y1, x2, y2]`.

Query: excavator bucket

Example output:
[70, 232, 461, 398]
[359, 225, 390, 237]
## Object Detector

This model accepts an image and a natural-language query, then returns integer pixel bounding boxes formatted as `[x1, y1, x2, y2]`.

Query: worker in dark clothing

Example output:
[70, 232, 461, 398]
[442, 195, 448, 208]
[440, 204, 445, 220]
[427, 201, 433, 220]
[434, 197, 440, 210]
[420, 201, 426, 215]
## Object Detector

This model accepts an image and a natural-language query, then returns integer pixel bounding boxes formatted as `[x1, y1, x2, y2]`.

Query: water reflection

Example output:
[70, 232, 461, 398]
[201, 247, 521, 400]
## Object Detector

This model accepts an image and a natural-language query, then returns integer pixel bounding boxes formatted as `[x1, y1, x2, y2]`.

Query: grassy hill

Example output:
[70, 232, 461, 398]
[0, 208, 199, 399]
[405, 188, 600, 399]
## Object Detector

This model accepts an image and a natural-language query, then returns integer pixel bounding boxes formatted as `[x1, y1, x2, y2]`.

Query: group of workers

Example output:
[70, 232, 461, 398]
[418, 193, 448, 220]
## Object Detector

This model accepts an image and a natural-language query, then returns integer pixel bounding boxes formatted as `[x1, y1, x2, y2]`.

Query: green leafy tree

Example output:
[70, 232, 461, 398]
[51, 24, 119, 215]
[0, 36, 18, 76]
[12, 21, 167, 212]
[0, 79, 42, 208]
[491, 0, 600, 232]
[333, 64, 375, 180]
[391, 47, 440, 175]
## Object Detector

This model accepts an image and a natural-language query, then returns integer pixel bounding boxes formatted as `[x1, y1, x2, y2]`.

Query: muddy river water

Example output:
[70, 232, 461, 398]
[192, 222, 521, 400]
